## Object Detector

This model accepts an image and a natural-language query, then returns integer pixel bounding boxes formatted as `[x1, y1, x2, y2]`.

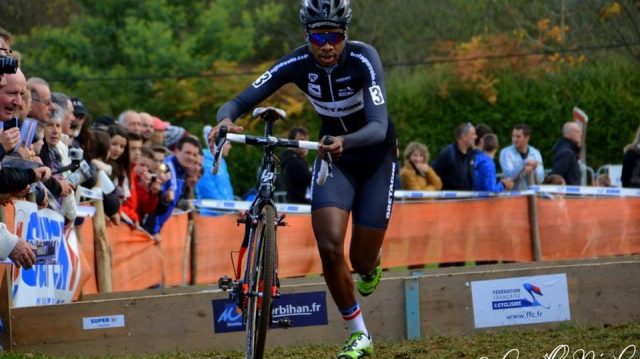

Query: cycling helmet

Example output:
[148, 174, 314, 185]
[300, 0, 352, 30]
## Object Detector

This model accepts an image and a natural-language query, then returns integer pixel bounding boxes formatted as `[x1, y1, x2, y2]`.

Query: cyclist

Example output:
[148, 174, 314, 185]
[209, 1, 396, 357]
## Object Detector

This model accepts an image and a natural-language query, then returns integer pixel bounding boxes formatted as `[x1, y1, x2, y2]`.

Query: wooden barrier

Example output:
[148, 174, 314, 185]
[3, 256, 640, 356]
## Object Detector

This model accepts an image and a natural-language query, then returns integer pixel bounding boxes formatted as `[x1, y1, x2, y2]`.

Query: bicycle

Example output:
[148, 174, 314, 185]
[214, 107, 332, 359]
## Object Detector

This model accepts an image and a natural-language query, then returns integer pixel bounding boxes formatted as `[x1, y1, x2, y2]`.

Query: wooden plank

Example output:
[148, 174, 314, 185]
[8, 257, 640, 356]
[0, 266, 12, 350]
[92, 197, 113, 292]
[419, 257, 640, 335]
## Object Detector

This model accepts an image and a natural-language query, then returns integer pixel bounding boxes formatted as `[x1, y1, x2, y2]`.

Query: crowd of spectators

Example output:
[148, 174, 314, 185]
[1, 23, 639, 269]
[396, 118, 634, 193]
[0, 27, 241, 267]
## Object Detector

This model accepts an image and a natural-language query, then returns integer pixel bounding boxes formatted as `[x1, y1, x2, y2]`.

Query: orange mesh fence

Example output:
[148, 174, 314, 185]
[158, 212, 191, 287]
[3, 195, 640, 295]
[383, 197, 533, 266]
[193, 197, 534, 282]
[538, 197, 640, 260]
[194, 212, 325, 284]
[106, 223, 163, 292]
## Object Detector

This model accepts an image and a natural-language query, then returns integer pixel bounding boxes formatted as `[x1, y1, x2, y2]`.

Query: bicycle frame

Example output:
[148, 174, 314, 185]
[214, 107, 325, 358]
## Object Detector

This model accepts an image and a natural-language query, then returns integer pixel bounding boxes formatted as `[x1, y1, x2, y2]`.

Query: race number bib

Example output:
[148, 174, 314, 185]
[252, 71, 272, 88]
[369, 85, 385, 105]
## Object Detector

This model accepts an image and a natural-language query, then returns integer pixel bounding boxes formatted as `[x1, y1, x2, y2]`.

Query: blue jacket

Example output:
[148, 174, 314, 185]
[196, 149, 234, 201]
[473, 152, 505, 192]
[153, 155, 187, 234]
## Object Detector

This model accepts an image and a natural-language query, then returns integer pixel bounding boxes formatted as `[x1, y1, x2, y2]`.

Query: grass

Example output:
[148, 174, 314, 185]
[3, 321, 639, 358]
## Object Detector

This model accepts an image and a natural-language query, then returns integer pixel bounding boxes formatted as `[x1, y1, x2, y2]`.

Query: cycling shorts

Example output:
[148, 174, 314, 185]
[310, 145, 397, 229]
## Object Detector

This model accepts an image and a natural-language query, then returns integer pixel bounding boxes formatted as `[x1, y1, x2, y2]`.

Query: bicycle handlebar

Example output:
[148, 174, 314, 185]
[211, 126, 333, 185]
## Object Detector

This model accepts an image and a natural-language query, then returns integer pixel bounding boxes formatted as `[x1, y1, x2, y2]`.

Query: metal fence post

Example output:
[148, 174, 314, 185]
[404, 271, 422, 340]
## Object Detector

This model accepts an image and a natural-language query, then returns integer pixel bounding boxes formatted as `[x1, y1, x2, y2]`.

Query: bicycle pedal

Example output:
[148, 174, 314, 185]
[217, 276, 234, 291]
[273, 318, 293, 328]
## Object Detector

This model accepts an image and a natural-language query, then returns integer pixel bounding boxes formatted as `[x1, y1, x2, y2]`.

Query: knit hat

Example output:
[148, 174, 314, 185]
[164, 125, 186, 150]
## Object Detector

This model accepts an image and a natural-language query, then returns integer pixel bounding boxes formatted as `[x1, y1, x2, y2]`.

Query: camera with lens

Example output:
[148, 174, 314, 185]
[0, 55, 18, 75]
[68, 147, 84, 162]
[66, 160, 96, 187]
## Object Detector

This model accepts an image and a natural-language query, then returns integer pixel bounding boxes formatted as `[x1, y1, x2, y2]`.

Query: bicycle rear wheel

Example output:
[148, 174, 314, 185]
[245, 204, 276, 359]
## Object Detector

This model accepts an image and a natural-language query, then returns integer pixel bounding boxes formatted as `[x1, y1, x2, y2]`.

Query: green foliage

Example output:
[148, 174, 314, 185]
[7, 1, 640, 194]
[388, 57, 640, 172]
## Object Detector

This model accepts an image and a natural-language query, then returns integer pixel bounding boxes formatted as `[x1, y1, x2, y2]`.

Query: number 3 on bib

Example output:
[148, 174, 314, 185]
[368, 85, 385, 105]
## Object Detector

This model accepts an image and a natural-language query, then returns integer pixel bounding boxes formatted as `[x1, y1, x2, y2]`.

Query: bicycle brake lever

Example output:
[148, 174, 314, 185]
[212, 126, 228, 174]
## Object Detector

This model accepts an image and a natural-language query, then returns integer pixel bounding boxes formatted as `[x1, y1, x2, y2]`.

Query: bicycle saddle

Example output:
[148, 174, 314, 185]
[252, 107, 287, 120]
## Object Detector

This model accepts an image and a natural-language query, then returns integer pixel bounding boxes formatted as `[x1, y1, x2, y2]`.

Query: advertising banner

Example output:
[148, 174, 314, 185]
[11, 201, 83, 307]
[471, 273, 570, 329]
[212, 291, 328, 333]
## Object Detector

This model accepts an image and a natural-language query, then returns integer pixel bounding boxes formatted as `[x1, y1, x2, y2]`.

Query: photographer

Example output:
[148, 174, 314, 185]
[0, 68, 51, 189]
[0, 56, 47, 269]
[136, 146, 172, 233]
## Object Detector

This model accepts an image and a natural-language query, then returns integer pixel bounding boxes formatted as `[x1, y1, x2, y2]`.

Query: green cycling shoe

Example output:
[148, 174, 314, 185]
[357, 265, 382, 297]
[337, 331, 373, 358]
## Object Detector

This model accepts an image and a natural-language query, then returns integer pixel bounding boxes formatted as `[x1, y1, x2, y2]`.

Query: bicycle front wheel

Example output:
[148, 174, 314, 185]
[245, 204, 276, 359]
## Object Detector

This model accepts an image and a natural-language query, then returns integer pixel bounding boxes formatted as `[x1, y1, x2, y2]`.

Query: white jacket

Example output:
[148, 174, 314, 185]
[0, 223, 19, 260]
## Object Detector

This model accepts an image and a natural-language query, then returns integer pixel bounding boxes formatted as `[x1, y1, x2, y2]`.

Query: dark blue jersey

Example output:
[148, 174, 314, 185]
[217, 41, 396, 165]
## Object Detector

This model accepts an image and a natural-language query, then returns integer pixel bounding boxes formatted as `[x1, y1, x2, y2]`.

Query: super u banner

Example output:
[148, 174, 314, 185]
[11, 201, 83, 307]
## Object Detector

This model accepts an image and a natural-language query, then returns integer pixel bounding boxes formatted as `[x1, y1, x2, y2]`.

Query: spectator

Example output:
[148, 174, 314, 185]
[543, 174, 566, 185]
[17, 83, 31, 121]
[551, 122, 582, 186]
[542, 174, 566, 200]
[594, 174, 612, 187]
[70, 97, 88, 139]
[400, 141, 442, 191]
[621, 125, 640, 188]
[0, 26, 13, 47]
[153, 136, 200, 234]
[51, 92, 74, 146]
[474, 134, 513, 192]
[499, 124, 545, 191]
[107, 125, 138, 225]
[474, 123, 493, 150]
[89, 130, 121, 224]
[139, 112, 154, 144]
[0, 69, 51, 192]
[0, 70, 24, 158]
[0, 222, 37, 269]
[151, 117, 169, 146]
[179, 149, 204, 211]
[164, 125, 187, 151]
[93, 115, 115, 131]
[431, 122, 477, 190]
[117, 110, 142, 136]
[27, 77, 55, 123]
[136, 146, 171, 232]
[70, 97, 95, 159]
[151, 145, 169, 166]
[279, 127, 312, 204]
[121, 132, 144, 225]
[40, 101, 77, 223]
[197, 127, 234, 201]
[128, 132, 143, 166]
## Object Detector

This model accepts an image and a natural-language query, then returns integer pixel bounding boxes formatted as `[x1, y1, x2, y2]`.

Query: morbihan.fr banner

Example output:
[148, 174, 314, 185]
[10, 201, 83, 307]
[212, 291, 328, 333]
[470, 273, 571, 329]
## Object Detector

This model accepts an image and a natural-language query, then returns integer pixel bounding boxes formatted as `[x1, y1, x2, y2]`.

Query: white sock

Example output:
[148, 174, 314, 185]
[340, 302, 369, 336]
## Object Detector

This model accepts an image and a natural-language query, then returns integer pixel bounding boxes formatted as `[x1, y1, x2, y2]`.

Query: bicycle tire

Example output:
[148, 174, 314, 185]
[245, 204, 276, 359]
